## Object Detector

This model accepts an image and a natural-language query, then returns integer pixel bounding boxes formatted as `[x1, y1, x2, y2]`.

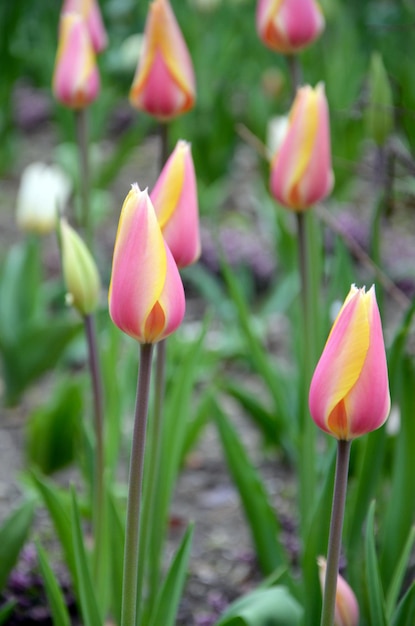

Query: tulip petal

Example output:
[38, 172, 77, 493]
[109, 186, 166, 341]
[151, 140, 201, 267]
[130, 0, 195, 119]
[53, 12, 100, 109]
[309, 285, 390, 440]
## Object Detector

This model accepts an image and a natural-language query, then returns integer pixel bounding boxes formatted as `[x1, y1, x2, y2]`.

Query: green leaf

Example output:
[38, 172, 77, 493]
[385, 526, 415, 620]
[391, 581, 415, 626]
[365, 501, 387, 626]
[212, 396, 287, 575]
[107, 490, 125, 625]
[0, 600, 16, 624]
[0, 239, 41, 344]
[36, 541, 71, 626]
[380, 357, 415, 587]
[215, 586, 303, 626]
[220, 378, 278, 444]
[0, 499, 35, 590]
[1, 319, 81, 406]
[70, 489, 102, 626]
[26, 380, 83, 474]
[147, 524, 194, 626]
[30, 471, 77, 593]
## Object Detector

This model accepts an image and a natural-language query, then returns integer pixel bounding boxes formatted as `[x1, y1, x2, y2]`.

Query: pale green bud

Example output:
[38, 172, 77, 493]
[60, 219, 101, 316]
[365, 52, 393, 146]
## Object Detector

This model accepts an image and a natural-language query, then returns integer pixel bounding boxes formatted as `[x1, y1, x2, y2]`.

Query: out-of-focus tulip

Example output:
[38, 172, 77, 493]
[60, 219, 101, 316]
[150, 140, 200, 268]
[270, 83, 333, 211]
[318, 558, 359, 626]
[256, 0, 325, 54]
[61, 0, 108, 53]
[16, 162, 72, 235]
[309, 285, 390, 440]
[365, 52, 393, 147]
[129, 0, 195, 120]
[109, 185, 186, 343]
[52, 12, 100, 109]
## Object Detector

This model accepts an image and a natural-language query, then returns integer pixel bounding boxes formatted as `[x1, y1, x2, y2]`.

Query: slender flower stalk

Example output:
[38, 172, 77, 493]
[84, 314, 105, 586]
[320, 440, 351, 626]
[75, 108, 93, 247]
[121, 343, 154, 626]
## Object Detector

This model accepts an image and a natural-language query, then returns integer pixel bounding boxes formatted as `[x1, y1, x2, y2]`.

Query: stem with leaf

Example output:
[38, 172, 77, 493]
[84, 314, 106, 591]
[320, 439, 352, 626]
[75, 109, 92, 248]
[121, 343, 154, 626]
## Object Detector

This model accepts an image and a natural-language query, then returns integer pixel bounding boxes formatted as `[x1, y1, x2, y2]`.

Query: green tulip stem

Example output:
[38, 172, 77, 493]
[136, 338, 167, 621]
[287, 54, 303, 97]
[121, 343, 154, 626]
[159, 122, 169, 169]
[84, 313, 105, 588]
[75, 108, 92, 249]
[320, 439, 352, 626]
[296, 211, 317, 527]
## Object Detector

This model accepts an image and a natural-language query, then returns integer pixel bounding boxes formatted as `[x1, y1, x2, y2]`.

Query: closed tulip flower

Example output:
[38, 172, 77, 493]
[61, 0, 108, 53]
[129, 0, 195, 120]
[16, 162, 72, 235]
[257, 0, 325, 54]
[309, 285, 390, 440]
[52, 12, 100, 109]
[318, 558, 359, 626]
[150, 140, 200, 268]
[109, 185, 185, 344]
[60, 219, 101, 316]
[270, 83, 333, 211]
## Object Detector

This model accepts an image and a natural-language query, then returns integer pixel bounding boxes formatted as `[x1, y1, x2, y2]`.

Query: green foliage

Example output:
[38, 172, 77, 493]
[36, 541, 71, 626]
[0, 239, 81, 406]
[0, 500, 35, 591]
[215, 586, 303, 626]
[211, 395, 288, 577]
[26, 379, 83, 474]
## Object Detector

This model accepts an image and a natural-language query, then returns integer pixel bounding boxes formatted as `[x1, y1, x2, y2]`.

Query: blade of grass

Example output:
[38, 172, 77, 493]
[36, 540, 71, 626]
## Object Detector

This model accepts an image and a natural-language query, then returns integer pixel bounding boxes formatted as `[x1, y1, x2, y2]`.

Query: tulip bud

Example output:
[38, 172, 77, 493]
[318, 557, 359, 626]
[16, 163, 72, 235]
[129, 0, 196, 120]
[365, 52, 393, 147]
[150, 140, 200, 268]
[60, 219, 101, 315]
[270, 83, 333, 211]
[309, 285, 390, 440]
[256, 0, 325, 54]
[109, 185, 186, 344]
[61, 0, 108, 53]
[52, 12, 100, 109]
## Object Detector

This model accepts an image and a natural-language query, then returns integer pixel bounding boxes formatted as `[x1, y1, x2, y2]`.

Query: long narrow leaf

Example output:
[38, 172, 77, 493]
[147, 524, 194, 626]
[365, 501, 387, 626]
[391, 581, 415, 626]
[30, 471, 77, 593]
[36, 541, 71, 626]
[385, 526, 415, 620]
[0, 600, 15, 625]
[215, 586, 303, 626]
[0, 499, 34, 590]
[212, 396, 287, 575]
[70, 489, 102, 626]
[107, 490, 125, 625]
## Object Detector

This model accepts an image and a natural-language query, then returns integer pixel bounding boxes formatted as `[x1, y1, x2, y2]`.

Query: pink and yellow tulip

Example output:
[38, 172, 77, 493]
[256, 0, 325, 54]
[52, 12, 100, 109]
[318, 558, 359, 626]
[129, 0, 195, 120]
[150, 140, 200, 268]
[109, 185, 185, 344]
[270, 83, 333, 211]
[309, 285, 390, 440]
[61, 0, 108, 53]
